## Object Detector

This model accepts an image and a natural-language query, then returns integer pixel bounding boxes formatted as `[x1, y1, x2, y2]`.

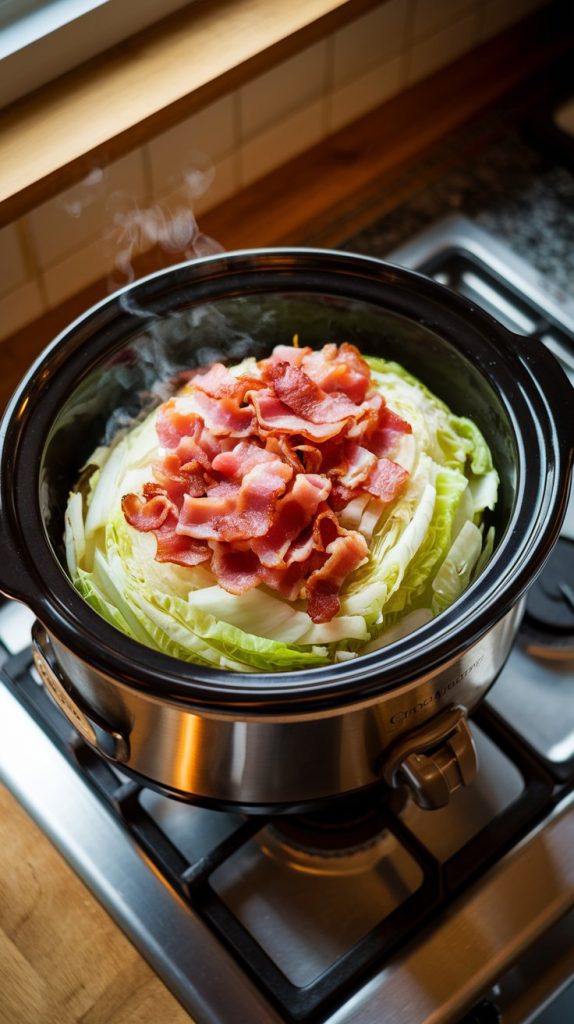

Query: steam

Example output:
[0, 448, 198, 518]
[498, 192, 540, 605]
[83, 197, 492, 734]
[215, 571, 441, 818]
[105, 154, 224, 292]
[58, 167, 106, 218]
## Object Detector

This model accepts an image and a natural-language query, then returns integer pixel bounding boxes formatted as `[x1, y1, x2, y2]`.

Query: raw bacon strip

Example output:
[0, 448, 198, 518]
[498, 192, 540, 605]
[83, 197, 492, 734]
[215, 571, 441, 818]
[176, 423, 220, 470]
[268, 363, 361, 422]
[177, 461, 292, 541]
[156, 403, 202, 450]
[337, 443, 377, 489]
[251, 391, 350, 442]
[210, 545, 265, 594]
[265, 344, 312, 368]
[364, 458, 409, 502]
[306, 585, 341, 625]
[152, 453, 206, 502]
[211, 441, 276, 480]
[155, 513, 211, 566]
[122, 342, 414, 622]
[293, 444, 323, 474]
[190, 362, 266, 401]
[164, 392, 255, 439]
[368, 407, 413, 457]
[253, 474, 331, 568]
[121, 492, 175, 531]
[301, 342, 371, 404]
[306, 531, 368, 623]
[261, 565, 304, 601]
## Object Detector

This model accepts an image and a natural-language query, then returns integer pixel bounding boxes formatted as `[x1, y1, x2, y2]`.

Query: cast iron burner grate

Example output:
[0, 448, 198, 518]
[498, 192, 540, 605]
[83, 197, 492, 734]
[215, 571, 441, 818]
[1, 643, 572, 1024]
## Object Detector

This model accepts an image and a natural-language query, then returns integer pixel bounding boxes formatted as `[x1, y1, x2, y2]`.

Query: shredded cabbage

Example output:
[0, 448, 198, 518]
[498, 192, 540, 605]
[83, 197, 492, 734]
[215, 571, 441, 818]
[64, 352, 499, 671]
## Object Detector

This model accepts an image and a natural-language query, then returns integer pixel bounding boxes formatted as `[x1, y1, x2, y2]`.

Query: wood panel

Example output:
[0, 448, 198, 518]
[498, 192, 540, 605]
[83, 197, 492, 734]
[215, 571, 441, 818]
[0, 0, 382, 226]
[0, 785, 192, 1024]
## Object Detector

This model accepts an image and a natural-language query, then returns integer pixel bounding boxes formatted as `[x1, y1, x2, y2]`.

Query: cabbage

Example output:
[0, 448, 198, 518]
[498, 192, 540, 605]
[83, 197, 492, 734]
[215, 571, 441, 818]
[64, 352, 498, 671]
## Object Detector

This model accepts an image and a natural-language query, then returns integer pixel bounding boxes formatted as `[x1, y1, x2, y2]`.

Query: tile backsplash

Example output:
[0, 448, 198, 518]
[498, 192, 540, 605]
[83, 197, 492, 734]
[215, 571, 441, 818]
[0, 0, 549, 342]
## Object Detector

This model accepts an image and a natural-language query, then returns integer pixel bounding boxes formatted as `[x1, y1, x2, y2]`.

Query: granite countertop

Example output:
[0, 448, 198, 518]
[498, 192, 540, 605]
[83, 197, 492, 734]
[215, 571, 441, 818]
[342, 120, 574, 309]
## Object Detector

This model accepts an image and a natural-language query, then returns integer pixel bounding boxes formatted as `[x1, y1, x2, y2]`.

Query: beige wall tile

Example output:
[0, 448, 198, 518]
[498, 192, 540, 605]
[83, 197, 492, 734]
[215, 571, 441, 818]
[193, 153, 238, 215]
[413, 0, 479, 40]
[0, 224, 28, 298]
[42, 236, 111, 307]
[328, 55, 403, 133]
[26, 150, 147, 269]
[332, 0, 409, 88]
[480, 0, 548, 42]
[147, 94, 236, 196]
[406, 9, 480, 85]
[240, 98, 325, 188]
[240, 40, 327, 140]
[0, 281, 45, 341]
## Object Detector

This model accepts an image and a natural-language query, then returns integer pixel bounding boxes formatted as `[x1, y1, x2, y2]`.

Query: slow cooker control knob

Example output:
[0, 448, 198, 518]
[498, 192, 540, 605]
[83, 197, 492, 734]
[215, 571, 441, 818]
[381, 706, 478, 810]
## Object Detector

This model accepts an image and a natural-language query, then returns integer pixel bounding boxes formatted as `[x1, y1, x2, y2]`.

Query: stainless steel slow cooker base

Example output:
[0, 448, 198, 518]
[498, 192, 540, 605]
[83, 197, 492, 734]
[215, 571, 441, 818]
[33, 604, 522, 811]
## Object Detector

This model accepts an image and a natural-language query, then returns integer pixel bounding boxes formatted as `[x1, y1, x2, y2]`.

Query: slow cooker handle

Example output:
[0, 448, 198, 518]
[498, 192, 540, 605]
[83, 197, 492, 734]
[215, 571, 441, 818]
[518, 330, 574, 444]
[0, 527, 39, 608]
[381, 706, 477, 810]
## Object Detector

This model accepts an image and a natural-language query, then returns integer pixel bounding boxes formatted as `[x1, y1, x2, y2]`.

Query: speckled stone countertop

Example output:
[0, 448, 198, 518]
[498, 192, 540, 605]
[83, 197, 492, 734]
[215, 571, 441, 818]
[343, 122, 574, 308]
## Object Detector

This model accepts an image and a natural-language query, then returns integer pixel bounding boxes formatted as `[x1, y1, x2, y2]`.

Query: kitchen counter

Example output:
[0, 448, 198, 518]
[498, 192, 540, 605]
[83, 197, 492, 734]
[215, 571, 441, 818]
[1, 36, 573, 1024]
[343, 122, 574, 306]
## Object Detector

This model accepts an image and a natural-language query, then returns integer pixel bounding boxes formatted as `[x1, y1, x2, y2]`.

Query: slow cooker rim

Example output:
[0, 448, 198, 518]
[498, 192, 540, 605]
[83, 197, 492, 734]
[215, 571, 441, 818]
[0, 247, 571, 713]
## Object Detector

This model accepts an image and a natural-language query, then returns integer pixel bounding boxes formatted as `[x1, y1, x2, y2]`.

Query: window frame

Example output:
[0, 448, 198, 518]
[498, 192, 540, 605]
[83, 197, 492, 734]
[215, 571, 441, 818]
[0, 0, 201, 108]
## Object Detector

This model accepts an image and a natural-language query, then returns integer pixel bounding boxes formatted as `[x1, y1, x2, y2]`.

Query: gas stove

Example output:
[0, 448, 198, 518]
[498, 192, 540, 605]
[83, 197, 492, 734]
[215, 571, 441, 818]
[1, 216, 573, 1024]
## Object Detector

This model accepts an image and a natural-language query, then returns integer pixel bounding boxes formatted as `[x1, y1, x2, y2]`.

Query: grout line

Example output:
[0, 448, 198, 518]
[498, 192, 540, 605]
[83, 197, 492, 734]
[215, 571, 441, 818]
[16, 217, 49, 309]
[324, 32, 335, 136]
[411, 0, 481, 45]
[231, 87, 242, 192]
[141, 144, 155, 204]
[401, 0, 417, 89]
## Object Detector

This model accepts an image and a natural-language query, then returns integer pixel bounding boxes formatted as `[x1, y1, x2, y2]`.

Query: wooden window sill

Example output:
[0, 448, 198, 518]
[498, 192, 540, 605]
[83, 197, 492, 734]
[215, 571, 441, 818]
[0, 0, 381, 228]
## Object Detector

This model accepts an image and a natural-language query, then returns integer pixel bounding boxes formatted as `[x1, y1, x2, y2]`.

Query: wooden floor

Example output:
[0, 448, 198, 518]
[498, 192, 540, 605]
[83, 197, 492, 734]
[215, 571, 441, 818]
[0, 786, 191, 1024]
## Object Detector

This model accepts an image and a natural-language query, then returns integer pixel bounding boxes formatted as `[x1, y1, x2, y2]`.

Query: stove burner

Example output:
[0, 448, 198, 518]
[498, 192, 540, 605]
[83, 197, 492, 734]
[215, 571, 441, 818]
[267, 787, 408, 856]
[521, 538, 574, 657]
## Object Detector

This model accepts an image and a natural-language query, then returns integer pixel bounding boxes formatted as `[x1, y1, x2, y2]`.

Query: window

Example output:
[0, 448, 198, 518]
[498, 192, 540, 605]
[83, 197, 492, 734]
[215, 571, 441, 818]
[0, 0, 200, 108]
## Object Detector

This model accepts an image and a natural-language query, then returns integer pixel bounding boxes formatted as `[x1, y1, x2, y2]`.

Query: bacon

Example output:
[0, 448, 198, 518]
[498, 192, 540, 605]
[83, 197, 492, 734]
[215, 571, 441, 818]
[306, 531, 368, 622]
[268, 363, 361, 422]
[190, 362, 266, 402]
[364, 458, 409, 502]
[156, 402, 201, 450]
[337, 443, 377, 489]
[253, 474, 331, 568]
[121, 492, 175, 531]
[121, 342, 413, 621]
[177, 461, 293, 541]
[155, 513, 211, 566]
[266, 344, 312, 368]
[251, 391, 350, 442]
[302, 342, 371, 404]
[368, 406, 413, 457]
[210, 544, 265, 594]
[152, 452, 206, 502]
[175, 422, 221, 470]
[211, 441, 276, 480]
[176, 391, 255, 437]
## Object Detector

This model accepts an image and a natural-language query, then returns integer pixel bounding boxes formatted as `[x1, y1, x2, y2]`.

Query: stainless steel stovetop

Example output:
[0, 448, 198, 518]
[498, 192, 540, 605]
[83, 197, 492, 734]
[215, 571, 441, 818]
[1, 215, 573, 1024]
